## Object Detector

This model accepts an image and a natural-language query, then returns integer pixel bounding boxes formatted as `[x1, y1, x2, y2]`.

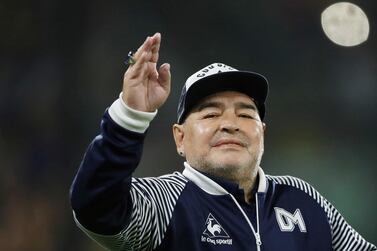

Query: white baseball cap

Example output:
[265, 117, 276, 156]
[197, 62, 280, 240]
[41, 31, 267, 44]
[177, 63, 269, 124]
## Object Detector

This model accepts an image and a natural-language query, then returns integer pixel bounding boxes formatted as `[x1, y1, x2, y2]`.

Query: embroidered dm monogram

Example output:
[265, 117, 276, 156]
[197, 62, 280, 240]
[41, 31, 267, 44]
[274, 207, 307, 232]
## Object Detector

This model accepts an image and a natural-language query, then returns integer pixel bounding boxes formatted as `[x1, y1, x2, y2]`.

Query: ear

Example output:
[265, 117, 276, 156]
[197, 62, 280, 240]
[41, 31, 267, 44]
[172, 123, 185, 156]
[262, 122, 267, 134]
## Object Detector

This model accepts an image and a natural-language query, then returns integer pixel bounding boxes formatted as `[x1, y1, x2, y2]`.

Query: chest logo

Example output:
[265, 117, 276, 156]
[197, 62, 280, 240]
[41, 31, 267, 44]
[203, 213, 229, 238]
[274, 207, 307, 233]
[201, 213, 232, 245]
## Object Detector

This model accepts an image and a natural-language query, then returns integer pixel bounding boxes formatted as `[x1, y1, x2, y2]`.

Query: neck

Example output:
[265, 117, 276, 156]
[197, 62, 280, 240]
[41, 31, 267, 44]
[187, 161, 260, 204]
[238, 172, 258, 204]
[205, 165, 259, 204]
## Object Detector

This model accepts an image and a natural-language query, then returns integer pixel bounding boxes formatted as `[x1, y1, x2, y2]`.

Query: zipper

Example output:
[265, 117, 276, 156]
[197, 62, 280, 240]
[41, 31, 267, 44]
[229, 194, 262, 251]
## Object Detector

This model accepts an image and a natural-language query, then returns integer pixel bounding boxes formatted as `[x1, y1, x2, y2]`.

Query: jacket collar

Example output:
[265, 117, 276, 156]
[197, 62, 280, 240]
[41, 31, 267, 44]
[182, 162, 268, 195]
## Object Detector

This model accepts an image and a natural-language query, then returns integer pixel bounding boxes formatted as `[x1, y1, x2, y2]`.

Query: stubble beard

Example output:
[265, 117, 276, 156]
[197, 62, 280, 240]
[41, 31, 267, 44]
[191, 148, 264, 184]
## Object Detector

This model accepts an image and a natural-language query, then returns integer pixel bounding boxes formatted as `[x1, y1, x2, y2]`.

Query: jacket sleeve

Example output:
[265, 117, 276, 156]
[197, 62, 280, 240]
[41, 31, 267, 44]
[69, 96, 158, 248]
[324, 199, 377, 251]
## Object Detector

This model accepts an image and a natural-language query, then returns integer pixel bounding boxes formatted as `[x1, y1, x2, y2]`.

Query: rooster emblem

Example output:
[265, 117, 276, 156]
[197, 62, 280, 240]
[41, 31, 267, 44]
[202, 213, 230, 238]
[207, 218, 222, 236]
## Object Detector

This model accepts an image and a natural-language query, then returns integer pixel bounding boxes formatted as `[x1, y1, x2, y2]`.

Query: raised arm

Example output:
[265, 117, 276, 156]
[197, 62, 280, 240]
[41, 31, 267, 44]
[70, 33, 171, 236]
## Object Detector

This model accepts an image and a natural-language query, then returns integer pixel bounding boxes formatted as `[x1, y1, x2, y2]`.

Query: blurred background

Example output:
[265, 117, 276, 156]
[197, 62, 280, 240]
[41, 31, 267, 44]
[0, 0, 376, 250]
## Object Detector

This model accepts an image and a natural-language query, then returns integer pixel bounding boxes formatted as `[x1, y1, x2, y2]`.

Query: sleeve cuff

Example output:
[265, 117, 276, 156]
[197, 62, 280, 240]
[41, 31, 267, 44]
[108, 93, 158, 133]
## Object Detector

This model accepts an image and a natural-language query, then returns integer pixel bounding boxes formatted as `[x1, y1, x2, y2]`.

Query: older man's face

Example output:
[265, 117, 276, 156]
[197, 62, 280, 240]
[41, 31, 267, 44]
[173, 91, 266, 181]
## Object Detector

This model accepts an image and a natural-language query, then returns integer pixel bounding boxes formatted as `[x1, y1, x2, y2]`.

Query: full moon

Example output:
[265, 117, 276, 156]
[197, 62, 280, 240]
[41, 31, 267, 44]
[321, 2, 369, 47]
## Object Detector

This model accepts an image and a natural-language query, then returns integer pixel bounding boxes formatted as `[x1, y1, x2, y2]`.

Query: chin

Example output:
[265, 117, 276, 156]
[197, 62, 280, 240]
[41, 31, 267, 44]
[215, 151, 245, 161]
[211, 156, 248, 170]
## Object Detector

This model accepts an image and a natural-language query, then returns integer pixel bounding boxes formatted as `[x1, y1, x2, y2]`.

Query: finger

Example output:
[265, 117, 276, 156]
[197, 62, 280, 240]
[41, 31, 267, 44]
[150, 32, 161, 52]
[124, 33, 160, 80]
[150, 33, 161, 63]
[129, 33, 159, 72]
[132, 34, 159, 67]
[129, 34, 158, 71]
[158, 63, 171, 91]
[134, 35, 153, 60]
[128, 50, 152, 78]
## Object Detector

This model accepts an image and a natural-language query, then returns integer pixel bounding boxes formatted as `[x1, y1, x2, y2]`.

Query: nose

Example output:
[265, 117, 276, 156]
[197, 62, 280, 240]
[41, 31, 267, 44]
[219, 112, 239, 133]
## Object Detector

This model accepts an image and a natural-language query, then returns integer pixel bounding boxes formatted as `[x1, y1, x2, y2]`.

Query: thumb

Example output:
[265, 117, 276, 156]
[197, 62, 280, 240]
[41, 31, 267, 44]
[158, 63, 171, 90]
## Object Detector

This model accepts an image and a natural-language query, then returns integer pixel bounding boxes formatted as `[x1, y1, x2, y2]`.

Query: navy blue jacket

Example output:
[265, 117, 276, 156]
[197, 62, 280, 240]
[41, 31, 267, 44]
[70, 102, 376, 251]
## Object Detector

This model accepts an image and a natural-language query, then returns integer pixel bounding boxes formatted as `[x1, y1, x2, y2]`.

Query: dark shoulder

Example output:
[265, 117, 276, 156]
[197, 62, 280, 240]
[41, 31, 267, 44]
[266, 175, 327, 206]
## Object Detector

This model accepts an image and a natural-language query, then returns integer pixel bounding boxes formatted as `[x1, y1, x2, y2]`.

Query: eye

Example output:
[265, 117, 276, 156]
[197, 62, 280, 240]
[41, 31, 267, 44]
[203, 113, 220, 119]
[239, 114, 254, 119]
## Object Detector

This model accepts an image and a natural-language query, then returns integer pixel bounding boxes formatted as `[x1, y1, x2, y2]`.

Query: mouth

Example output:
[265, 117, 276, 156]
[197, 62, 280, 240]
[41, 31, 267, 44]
[213, 139, 245, 148]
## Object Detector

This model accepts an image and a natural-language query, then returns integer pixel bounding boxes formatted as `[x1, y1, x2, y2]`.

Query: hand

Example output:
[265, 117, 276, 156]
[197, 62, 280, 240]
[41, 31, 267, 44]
[122, 33, 171, 112]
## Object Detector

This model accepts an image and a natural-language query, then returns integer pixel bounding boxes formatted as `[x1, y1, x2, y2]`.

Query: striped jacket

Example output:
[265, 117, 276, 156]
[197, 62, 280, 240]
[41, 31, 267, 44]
[70, 99, 376, 251]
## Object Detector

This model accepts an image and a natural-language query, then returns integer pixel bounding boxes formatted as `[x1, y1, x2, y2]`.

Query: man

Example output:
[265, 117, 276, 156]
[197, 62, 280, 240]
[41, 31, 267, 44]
[70, 33, 376, 251]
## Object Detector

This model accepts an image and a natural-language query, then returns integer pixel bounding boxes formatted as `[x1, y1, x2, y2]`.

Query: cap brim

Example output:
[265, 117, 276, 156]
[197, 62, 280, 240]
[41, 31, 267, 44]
[180, 71, 268, 123]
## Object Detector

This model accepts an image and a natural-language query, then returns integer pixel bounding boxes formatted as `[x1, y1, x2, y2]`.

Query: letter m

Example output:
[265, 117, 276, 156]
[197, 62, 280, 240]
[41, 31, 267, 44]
[274, 207, 307, 233]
